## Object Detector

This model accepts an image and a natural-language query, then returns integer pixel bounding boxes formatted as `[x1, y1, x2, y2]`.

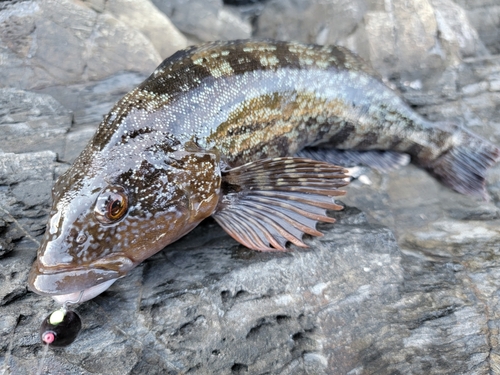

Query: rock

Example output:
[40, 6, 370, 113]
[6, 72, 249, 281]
[410, 54, 500, 142]
[35, 72, 148, 161]
[0, 208, 404, 374]
[103, 0, 189, 59]
[223, 0, 268, 4]
[256, 0, 487, 86]
[152, 0, 252, 42]
[2, 0, 500, 374]
[0, 89, 72, 156]
[0, 151, 64, 221]
[255, 0, 367, 46]
[0, 218, 14, 258]
[0, 0, 161, 90]
[340, 54, 500, 369]
[0, 73, 145, 163]
[431, 0, 488, 59]
[453, 0, 500, 55]
[0, 150, 63, 285]
[351, 0, 487, 85]
[36, 72, 146, 128]
[3, 207, 497, 374]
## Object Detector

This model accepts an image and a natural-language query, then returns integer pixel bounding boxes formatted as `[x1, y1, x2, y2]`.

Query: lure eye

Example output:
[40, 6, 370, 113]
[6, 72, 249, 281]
[94, 186, 128, 224]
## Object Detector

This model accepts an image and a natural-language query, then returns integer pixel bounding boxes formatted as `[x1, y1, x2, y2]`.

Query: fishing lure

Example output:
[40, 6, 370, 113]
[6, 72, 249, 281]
[40, 293, 83, 347]
[40, 308, 82, 347]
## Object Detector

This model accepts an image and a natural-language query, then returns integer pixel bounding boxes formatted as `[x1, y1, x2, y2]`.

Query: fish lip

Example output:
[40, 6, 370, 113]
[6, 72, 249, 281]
[28, 253, 135, 297]
[51, 279, 118, 304]
[28, 262, 121, 298]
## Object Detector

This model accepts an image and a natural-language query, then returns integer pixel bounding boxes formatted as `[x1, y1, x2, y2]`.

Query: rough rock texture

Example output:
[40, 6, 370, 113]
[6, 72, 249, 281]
[255, 0, 367, 48]
[454, 0, 500, 54]
[256, 0, 488, 86]
[0, 0, 168, 90]
[34, 72, 148, 161]
[152, 0, 252, 42]
[1, 0, 500, 374]
[0, 89, 72, 156]
[102, 0, 189, 59]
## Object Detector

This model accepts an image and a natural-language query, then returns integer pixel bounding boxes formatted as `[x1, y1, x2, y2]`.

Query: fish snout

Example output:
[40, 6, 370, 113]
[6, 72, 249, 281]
[27, 251, 135, 304]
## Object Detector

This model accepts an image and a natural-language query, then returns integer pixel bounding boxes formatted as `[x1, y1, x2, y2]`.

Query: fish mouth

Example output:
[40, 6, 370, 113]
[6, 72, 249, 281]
[28, 264, 122, 304]
[51, 279, 118, 304]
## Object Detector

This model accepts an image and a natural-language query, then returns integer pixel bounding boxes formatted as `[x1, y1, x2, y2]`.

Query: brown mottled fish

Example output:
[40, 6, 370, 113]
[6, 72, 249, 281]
[28, 40, 500, 304]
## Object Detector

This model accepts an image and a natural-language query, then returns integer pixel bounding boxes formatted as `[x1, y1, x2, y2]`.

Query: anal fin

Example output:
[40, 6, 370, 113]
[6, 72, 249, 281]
[297, 148, 410, 172]
[212, 157, 349, 251]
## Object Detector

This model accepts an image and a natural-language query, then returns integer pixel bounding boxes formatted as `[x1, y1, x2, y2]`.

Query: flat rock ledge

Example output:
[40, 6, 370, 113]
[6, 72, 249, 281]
[0, 204, 495, 374]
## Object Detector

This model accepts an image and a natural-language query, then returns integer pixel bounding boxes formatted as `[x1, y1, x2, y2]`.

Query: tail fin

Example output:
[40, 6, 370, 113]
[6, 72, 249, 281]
[428, 128, 500, 199]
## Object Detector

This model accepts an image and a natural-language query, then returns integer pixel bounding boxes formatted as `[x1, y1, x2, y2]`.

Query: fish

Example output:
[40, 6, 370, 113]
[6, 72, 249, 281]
[28, 39, 500, 304]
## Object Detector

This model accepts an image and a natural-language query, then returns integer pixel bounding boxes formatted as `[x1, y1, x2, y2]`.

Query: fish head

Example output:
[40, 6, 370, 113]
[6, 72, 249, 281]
[28, 135, 222, 304]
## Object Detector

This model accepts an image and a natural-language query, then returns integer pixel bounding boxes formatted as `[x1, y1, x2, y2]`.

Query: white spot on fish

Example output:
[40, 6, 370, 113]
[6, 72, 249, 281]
[209, 60, 234, 78]
[49, 210, 61, 234]
[259, 55, 279, 67]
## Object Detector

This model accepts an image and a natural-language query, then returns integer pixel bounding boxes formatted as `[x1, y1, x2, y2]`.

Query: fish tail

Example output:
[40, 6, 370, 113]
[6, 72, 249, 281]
[427, 127, 500, 199]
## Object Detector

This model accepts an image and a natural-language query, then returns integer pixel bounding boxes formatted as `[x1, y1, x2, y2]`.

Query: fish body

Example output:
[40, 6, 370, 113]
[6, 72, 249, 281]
[28, 40, 500, 304]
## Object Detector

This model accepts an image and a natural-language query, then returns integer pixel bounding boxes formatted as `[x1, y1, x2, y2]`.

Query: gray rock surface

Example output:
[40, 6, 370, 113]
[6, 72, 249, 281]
[34, 72, 148, 161]
[454, 0, 500, 55]
[256, 0, 488, 86]
[2, 207, 407, 374]
[152, 0, 252, 42]
[255, 0, 367, 48]
[0, 0, 161, 90]
[0, 89, 72, 156]
[1, 0, 500, 374]
[102, 0, 189, 59]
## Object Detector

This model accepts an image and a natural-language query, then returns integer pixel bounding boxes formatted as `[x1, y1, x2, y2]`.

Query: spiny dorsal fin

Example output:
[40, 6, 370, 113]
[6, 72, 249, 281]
[212, 157, 349, 251]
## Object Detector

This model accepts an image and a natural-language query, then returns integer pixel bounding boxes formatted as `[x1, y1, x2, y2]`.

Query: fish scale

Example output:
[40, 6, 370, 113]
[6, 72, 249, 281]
[28, 39, 499, 306]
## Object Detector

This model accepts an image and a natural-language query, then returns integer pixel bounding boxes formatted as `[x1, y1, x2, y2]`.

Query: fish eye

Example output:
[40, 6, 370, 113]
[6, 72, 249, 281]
[94, 186, 128, 224]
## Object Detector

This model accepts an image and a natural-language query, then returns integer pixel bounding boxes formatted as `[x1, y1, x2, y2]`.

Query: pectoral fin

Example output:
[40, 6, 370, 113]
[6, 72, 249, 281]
[212, 157, 349, 251]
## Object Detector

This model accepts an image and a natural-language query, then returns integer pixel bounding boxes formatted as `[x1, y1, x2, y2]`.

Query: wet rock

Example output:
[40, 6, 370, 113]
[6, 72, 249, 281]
[152, 0, 252, 42]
